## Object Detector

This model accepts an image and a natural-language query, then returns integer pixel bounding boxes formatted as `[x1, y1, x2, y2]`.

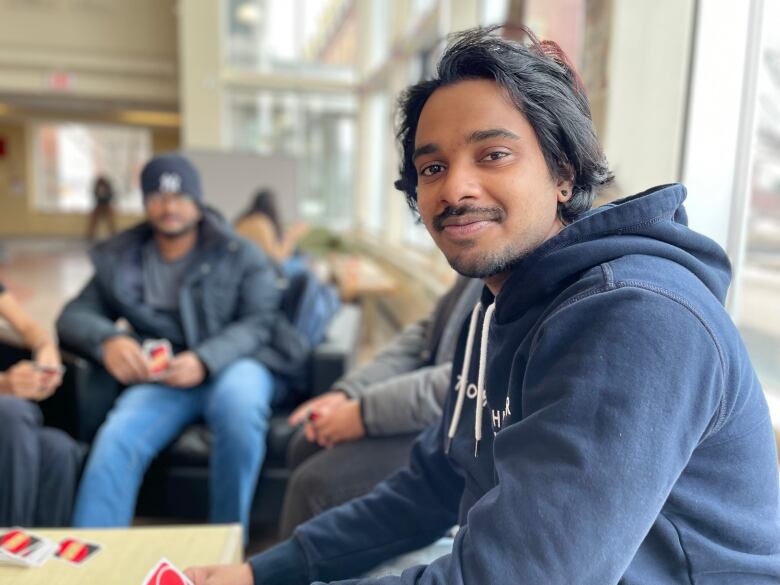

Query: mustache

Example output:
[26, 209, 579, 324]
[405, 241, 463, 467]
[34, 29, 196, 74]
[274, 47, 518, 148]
[432, 205, 505, 231]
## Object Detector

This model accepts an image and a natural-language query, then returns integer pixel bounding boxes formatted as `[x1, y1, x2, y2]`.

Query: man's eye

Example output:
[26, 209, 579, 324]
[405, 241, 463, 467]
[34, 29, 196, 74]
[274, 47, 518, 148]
[420, 164, 444, 177]
[483, 151, 509, 162]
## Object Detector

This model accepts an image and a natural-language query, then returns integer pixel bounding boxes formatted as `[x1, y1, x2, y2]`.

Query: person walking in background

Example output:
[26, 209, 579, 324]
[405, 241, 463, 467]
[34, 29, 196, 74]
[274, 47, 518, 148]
[86, 175, 117, 242]
[59, 153, 283, 540]
[235, 188, 309, 276]
[0, 282, 82, 527]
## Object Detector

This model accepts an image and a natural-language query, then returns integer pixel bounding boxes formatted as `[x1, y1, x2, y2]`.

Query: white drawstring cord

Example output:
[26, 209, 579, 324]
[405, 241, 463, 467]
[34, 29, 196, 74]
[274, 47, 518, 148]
[474, 302, 496, 456]
[446, 302, 483, 454]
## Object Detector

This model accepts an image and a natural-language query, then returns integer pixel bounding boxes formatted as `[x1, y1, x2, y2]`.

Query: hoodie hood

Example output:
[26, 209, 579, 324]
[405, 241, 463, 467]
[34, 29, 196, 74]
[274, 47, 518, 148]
[448, 183, 734, 455]
[491, 183, 731, 323]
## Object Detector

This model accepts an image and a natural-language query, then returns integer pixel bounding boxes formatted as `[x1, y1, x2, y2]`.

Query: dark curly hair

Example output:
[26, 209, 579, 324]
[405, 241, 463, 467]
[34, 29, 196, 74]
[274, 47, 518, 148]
[394, 26, 613, 224]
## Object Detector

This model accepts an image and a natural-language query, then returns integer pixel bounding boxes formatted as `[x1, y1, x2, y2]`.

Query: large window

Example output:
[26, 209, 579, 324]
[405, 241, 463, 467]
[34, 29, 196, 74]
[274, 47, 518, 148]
[227, 90, 356, 228]
[34, 122, 151, 214]
[735, 0, 780, 415]
[224, 0, 356, 80]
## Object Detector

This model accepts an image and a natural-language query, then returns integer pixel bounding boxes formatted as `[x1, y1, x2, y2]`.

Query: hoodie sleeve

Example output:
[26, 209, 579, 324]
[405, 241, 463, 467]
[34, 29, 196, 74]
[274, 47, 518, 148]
[336, 319, 430, 398]
[56, 276, 124, 363]
[249, 416, 463, 585]
[308, 285, 725, 585]
[360, 363, 451, 436]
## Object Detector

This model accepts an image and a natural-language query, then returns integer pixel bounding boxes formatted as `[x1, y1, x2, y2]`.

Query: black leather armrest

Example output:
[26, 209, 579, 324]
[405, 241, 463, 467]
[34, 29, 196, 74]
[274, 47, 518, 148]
[309, 303, 362, 395]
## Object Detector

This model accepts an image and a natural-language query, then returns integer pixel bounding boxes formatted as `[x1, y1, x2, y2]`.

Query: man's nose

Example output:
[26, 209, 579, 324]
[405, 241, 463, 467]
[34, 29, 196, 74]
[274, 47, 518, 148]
[438, 162, 482, 207]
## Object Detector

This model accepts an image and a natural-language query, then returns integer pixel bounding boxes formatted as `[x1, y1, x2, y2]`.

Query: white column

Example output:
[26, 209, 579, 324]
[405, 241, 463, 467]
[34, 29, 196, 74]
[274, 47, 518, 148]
[178, 0, 224, 150]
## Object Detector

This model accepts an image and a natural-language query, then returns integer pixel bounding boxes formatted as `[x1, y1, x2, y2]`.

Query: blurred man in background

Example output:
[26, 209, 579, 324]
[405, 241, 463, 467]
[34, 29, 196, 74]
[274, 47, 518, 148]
[58, 153, 282, 539]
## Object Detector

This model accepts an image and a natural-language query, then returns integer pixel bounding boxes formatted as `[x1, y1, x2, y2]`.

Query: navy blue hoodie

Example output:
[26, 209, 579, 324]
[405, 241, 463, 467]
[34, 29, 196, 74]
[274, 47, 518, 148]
[252, 184, 780, 584]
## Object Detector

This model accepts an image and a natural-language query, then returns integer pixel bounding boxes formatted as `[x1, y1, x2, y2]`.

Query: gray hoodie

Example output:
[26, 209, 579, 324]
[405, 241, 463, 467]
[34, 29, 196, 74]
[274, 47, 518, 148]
[336, 277, 483, 436]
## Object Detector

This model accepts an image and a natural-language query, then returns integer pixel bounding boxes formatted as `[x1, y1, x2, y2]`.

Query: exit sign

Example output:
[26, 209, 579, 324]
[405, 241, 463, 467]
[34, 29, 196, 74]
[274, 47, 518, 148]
[48, 71, 75, 91]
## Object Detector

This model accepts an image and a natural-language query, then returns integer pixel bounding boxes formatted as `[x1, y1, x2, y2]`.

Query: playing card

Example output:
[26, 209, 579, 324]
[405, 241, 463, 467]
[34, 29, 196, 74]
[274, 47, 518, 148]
[54, 537, 102, 566]
[32, 363, 66, 375]
[0, 528, 42, 558]
[0, 528, 57, 567]
[143, 339, 173, 378]
[141, 558, 194, 585]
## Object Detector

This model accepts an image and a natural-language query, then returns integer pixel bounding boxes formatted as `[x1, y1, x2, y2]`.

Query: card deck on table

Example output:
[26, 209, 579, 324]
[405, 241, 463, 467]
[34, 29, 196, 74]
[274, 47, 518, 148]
[143, 339, 173, 378]
[54, 537, 102, 566]
[141, 558, 194, 585]
[0, 528, 57, 567]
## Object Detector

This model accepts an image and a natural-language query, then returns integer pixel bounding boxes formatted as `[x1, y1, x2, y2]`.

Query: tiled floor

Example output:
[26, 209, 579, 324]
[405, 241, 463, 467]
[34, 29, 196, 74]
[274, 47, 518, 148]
[0, 238, 94, 335]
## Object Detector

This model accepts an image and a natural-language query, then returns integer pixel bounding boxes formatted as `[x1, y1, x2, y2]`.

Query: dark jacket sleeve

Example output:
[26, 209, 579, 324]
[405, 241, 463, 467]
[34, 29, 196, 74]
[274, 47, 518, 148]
[56, 276, 124, 363]
[309, 286, 727, 585]
[249, 415, 464, 585]
[193, 245, 280, 375]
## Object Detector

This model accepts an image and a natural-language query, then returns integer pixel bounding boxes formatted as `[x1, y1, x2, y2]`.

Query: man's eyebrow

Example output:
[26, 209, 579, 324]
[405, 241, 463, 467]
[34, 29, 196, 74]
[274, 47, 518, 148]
[467, 128, 521, 142]
[412, 128, 519, 162]
[412, 143, 439, 162]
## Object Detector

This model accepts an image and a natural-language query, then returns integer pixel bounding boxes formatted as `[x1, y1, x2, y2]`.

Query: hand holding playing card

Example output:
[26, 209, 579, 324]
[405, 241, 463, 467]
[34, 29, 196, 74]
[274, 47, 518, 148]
[102, 335, 151, 384]
[1, 361, 46, 400]
[184, 562, 254, 585]
[159, 351, 206, 388]
[143, 558, 197, 585]
[33, 342, 64, 398]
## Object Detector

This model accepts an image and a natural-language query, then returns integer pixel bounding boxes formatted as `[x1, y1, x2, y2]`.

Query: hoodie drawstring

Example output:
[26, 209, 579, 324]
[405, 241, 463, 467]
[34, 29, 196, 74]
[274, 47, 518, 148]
[446, 301, 496, 458]
[474, 302, 496, 456]
[446, 302, 483, 454]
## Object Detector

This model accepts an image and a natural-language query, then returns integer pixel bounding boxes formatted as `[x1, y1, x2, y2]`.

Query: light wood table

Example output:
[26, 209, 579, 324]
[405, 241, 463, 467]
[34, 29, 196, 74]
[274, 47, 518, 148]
[327, 254, 398, 343]
[0, 524, 242, 584]
[327, 253, 397, 303]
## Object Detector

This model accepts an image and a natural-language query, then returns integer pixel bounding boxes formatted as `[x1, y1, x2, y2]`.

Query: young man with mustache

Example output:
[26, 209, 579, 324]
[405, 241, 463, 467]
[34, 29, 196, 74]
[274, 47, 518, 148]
[188, 28, 780, 585]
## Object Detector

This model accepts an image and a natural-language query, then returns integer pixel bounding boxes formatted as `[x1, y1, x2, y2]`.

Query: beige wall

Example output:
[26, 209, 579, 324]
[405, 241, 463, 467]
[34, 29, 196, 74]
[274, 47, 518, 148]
[0, 0, 181, 238]
[0, 0, 178, 107]
[602, 0, 695, 196]
[0, 120, 178, 238]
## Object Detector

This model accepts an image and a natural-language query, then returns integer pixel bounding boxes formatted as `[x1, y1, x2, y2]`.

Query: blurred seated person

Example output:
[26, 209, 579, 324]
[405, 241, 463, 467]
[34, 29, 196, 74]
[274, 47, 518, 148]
[57, 153, 283, 539]
[278, 276, 482, 538]
[235, 188, 309, 276]
[86, 175, 117, 242]
[0, 281, 82, 527]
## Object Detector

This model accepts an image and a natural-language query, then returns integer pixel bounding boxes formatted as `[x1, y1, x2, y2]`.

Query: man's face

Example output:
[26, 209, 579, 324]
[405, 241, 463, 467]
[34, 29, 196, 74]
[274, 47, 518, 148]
[413, 79, 571, 291]
[145, 192, 201, 237]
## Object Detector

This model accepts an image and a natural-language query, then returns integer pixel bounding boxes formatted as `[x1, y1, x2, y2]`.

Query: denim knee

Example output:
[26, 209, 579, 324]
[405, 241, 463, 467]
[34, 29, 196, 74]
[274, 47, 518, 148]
[208, 359, 274, 426]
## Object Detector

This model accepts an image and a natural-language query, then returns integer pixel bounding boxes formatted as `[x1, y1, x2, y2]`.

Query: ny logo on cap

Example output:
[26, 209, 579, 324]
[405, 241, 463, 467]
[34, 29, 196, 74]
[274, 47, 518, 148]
[159, 172, 182, 193]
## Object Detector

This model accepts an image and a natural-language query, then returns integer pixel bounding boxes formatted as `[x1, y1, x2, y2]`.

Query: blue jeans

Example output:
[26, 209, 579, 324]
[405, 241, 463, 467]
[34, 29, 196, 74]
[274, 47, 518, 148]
[72, 359, 274, 537]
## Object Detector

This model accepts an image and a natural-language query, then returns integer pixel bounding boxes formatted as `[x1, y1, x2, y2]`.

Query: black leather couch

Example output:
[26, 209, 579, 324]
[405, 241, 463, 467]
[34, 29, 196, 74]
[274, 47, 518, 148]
[0, 303, 362, 530]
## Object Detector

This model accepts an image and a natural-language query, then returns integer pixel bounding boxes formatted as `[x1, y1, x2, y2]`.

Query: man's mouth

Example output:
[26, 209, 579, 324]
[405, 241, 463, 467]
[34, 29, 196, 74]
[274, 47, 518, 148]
[433, 206, 503, 234]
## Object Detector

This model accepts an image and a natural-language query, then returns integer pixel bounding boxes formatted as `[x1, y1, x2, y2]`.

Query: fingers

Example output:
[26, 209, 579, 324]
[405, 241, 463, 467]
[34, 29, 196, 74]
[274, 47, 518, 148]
[183, 566, 207, 584]
[124, 346, 150, 382]
[289, 399, 314, 425]
[8, 361, 45, 399]
[37, 373, 62, 400]
[304, 421, 318, 442]
[309, 416, 339, 448]
[289, 391, 348, 426]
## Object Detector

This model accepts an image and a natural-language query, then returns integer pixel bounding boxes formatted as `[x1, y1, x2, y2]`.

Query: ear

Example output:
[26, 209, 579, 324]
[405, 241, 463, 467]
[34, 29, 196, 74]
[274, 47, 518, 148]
[556, 176, 574, 203]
